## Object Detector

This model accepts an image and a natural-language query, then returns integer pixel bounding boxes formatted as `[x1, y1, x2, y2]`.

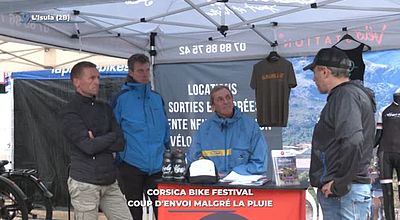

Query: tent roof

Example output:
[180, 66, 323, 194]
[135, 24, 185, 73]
[0, 38, 124, 72]
[0, 0, 122, 14]
[0, 0, 399, 64]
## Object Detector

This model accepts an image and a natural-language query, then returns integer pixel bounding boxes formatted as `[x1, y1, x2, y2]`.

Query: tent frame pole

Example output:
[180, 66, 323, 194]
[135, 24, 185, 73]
[149, 32, 156, 90]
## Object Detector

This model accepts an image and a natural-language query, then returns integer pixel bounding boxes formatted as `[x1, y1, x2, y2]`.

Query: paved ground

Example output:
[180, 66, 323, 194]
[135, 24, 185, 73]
[33, 206, 399, 219]
[28, 209, 107, 220]
[51, 210, 107, 220]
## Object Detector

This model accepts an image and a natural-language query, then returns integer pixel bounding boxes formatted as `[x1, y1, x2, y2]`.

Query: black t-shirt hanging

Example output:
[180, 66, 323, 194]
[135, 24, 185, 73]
[332, 44, 365, 81]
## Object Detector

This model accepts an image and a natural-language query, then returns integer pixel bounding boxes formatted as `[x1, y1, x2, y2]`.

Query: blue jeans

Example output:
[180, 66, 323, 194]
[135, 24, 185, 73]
[317, 183, 371, 220]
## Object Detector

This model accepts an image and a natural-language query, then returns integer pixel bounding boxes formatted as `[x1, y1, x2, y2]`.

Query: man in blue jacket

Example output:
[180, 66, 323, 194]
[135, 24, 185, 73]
[112, 54, 169, 220]
[187, 85, 268, 176]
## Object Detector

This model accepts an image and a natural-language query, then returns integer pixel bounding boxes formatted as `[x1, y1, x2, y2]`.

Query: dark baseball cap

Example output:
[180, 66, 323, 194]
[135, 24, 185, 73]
[303, 47, 353, 71]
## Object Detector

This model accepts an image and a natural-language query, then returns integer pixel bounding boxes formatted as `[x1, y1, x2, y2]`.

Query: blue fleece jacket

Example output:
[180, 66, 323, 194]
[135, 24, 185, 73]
[112, 82, 169, 174]
[187, 106, 268, 175]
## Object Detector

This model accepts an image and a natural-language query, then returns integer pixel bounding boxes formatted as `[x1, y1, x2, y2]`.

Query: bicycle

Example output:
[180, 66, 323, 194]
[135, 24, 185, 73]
[0, 160, 29, 219]
[0, 160, 53, 219]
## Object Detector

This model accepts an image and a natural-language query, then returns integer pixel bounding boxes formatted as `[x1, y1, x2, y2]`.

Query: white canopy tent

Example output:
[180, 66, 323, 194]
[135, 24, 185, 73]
[0, 38, 125, 72]
[0, 0, 398, 64]
[2, 1, 399, 211]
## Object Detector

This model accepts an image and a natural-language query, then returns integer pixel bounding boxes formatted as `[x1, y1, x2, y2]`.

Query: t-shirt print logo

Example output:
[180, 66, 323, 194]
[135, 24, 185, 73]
[261, 72, 284, 80]
[386, 112, 400, 118]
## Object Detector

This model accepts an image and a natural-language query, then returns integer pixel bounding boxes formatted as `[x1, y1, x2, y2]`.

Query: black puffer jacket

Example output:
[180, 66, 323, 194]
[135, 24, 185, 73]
[309, 80, 376, 197]
[61, 93, 124, 185]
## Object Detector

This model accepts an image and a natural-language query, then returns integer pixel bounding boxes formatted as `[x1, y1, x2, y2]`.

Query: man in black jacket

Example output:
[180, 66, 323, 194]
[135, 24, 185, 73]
[61, 61, 132, 220]
[304, 48, 376, 219]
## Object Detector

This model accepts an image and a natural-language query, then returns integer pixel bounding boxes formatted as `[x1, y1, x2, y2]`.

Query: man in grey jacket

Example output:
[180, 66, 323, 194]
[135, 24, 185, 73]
[303, 48, 376, 219]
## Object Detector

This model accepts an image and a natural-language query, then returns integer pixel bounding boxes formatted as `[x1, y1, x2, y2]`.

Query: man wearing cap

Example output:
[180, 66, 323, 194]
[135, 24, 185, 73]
[304, 47, 376, 219]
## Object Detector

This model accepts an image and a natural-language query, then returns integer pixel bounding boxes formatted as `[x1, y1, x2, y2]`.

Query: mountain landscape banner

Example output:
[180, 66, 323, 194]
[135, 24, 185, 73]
[286, 49, 400, 146]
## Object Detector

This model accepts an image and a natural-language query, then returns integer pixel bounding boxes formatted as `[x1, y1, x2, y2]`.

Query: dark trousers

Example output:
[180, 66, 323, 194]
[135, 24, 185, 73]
[118, 161, 161, 220]
[378, 151, 400, 220]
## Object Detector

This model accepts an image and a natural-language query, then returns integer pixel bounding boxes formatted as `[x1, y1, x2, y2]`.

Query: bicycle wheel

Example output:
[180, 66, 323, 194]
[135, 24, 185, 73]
[0, 176, 29, 220]
[9, 175, 52, 220]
